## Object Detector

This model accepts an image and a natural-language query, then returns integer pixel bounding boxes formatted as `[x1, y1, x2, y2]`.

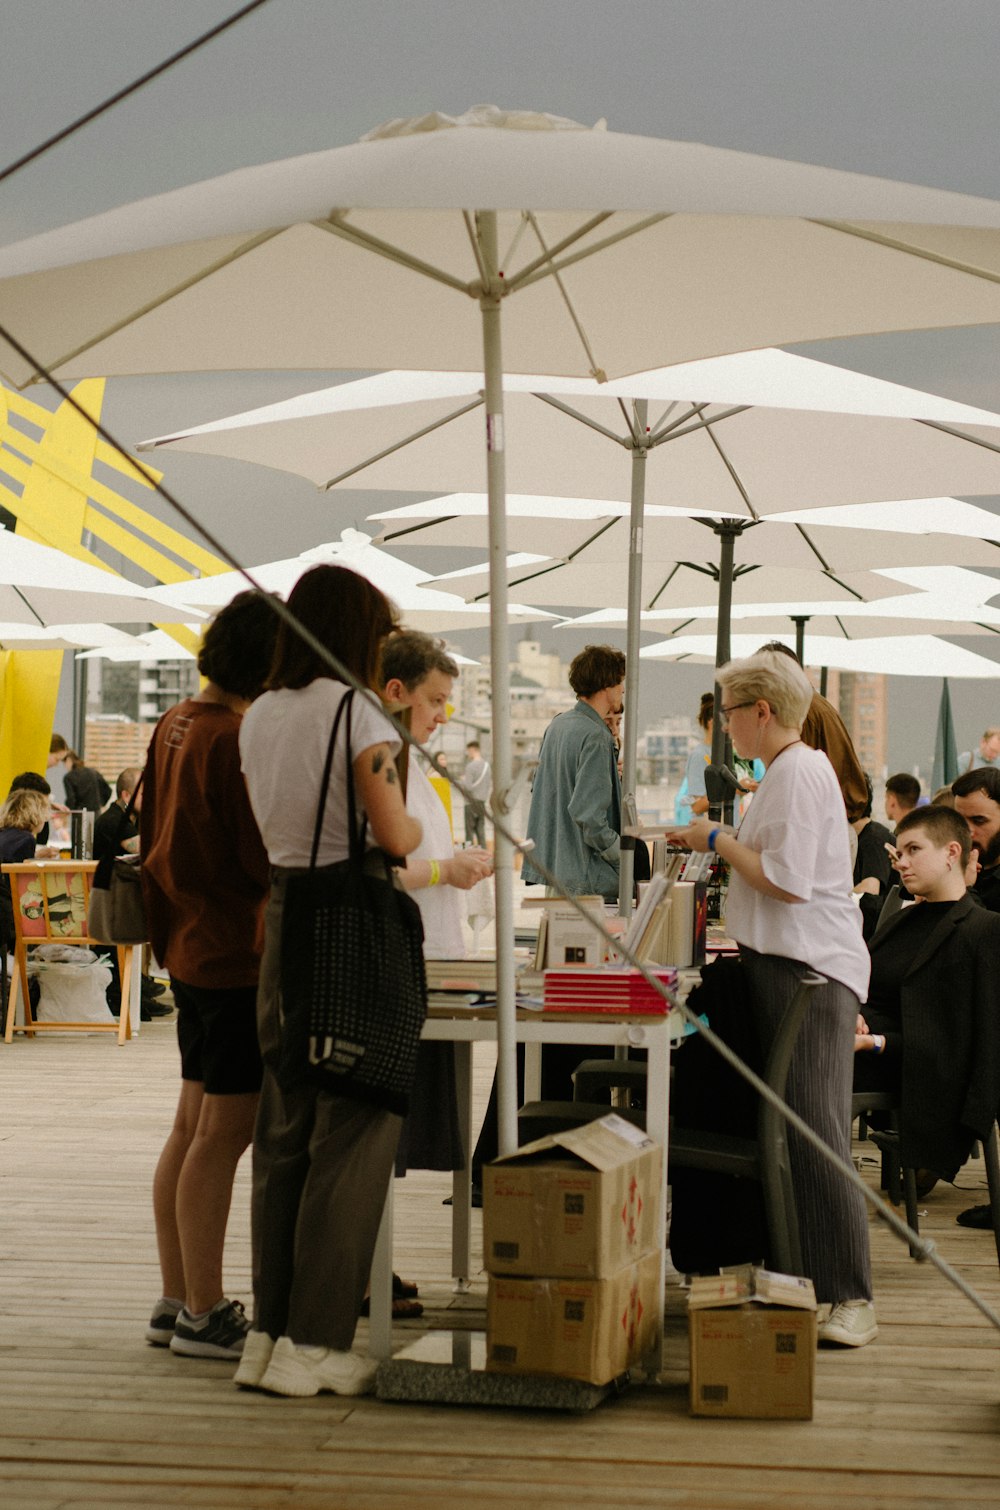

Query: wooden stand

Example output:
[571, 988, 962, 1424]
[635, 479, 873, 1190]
[2, 861, 137, 1044]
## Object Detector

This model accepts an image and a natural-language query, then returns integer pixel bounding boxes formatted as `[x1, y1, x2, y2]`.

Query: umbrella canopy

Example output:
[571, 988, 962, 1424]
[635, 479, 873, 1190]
[0, 623, 143, 652]
[932, 680, 961, 791]
[75, 628, 199, 662]
[639, 633, 1000, 680]
[0, 528, 198, 627]
[141, 352, 1000, 510]
[8, 109, 1000, 387]
[14, 103, 1000, 1155]
[147, 529, 555, 632]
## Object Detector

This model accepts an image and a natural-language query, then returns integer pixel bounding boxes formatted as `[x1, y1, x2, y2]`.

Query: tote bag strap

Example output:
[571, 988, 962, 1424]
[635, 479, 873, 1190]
[307, 690, 369, 871]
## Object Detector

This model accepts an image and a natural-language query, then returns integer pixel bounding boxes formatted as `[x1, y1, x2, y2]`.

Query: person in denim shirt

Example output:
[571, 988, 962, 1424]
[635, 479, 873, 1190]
[522, 645, 625, 901]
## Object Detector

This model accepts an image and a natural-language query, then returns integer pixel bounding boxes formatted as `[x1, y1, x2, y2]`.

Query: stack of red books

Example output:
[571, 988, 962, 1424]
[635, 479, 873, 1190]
[542, 965, 678, 1015]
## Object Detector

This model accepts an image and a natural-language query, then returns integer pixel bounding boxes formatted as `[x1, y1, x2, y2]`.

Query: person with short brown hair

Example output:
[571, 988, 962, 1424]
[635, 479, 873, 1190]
[522, 644, 625, 901]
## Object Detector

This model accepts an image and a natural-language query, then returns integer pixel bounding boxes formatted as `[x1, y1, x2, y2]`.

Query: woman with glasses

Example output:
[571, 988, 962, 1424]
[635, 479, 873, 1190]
[669, 649, 875, 1349]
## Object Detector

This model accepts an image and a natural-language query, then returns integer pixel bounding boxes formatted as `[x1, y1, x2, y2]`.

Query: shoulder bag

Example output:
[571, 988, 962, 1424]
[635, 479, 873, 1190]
[277, 689, 427, 1114]
[87, 779, 148, 945]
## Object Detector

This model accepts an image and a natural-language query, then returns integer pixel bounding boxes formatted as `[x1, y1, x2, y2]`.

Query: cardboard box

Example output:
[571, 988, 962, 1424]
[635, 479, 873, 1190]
[487, 1249, 662, 1384]
[688, 1267, 817, 1420]
[483, 1113, 663, 1279]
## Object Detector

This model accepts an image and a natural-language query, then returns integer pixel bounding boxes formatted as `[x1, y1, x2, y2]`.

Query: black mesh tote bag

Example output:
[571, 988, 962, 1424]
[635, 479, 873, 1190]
[277, 689, 427, 1114]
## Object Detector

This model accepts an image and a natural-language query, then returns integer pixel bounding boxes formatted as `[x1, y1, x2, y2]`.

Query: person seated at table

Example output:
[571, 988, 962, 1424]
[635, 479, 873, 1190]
[0, 791, 59, 1005]
[855, 806, 1000, 1183]
[378, 630, 493, 1316]
[6, 772, 65, 847]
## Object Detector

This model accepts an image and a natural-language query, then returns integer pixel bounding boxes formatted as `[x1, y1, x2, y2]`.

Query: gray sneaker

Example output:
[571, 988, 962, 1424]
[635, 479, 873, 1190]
[817, 1299, 878, 1348]
[145, 1297, 182, 1347]
[170, 1298, 250, 1359]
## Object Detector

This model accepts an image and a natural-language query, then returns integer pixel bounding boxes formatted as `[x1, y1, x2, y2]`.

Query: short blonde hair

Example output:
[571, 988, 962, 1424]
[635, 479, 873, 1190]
[0, 789, 50, 833]
[717, 650, 813, 731]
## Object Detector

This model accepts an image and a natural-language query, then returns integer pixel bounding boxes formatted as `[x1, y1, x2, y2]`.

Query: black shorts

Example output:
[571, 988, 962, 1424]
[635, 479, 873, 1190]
[172, 977, 263, 1096]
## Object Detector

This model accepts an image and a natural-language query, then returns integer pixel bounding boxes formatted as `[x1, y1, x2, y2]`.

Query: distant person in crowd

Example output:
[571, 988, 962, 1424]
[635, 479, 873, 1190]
[852, 774, 896, 942]
[93, 767, 143, 861]
[382, 633, 492, 1281]
[604, 709, 624, 778]
[952, 766, 1000, 914]
[462, 739, 491, 848]
[856, 807, 1000, 1195]
[884, 773, 921, 828]
[757, 643, 867, 821]
[141, 592, 278, 1364]
[522, 644, 625, 901]
[668, 649, 876, 1348]
[50, 734, 111, 815]
[684, 693, 715, 818]
[94, 768, 169, 1020]
[957, 726, 1000, 775]
[238, 565, 421, 1400]
[0, 790, 59, 970]
[6, 771, 63, 847]
[931, 786, 956, 808]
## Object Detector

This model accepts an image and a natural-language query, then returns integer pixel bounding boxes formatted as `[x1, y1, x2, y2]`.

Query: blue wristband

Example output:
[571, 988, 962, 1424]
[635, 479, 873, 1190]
[707, 827, 721, 853]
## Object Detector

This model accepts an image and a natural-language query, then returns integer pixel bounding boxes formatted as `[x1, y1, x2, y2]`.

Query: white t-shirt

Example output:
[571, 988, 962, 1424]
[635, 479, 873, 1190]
[239, 680, 400, 868]
[725, 741, 870, 1002]
[406, 760, 465, 960]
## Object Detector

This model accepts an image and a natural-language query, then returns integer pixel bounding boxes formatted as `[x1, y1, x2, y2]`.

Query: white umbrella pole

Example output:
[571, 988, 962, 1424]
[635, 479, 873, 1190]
[618, 404, 648, 915]
[477, 210, 518, 1157]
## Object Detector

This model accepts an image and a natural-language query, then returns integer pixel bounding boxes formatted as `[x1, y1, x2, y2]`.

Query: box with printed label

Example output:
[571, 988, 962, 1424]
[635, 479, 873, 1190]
[688, 1267, 817, 1420]
[482, 1113, 663, 1279]
[486, 1249, 661, 1384]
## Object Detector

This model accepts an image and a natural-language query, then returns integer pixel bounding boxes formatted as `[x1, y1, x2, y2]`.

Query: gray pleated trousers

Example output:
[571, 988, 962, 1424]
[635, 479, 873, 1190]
[740, 946, 873, 1307]
[251, 873, 402, 1351]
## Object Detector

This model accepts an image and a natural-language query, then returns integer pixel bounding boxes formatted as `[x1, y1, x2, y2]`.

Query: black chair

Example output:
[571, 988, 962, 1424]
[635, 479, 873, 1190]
[667, 971, 822, 1277]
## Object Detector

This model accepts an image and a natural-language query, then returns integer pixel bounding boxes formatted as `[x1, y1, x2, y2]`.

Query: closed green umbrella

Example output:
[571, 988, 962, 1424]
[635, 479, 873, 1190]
[932, 677, 960, 793]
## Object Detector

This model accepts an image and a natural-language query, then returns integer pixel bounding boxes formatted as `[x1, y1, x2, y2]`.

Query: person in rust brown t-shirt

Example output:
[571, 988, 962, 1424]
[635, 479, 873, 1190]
[140, 591, 278, 1363]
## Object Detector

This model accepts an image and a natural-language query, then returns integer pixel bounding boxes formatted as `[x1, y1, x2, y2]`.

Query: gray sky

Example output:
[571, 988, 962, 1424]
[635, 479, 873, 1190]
[3, 0, 1000, 771]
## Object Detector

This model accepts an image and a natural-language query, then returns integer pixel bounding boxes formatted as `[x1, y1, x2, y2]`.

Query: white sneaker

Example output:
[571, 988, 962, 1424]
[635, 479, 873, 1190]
[818, 1299, 878, 1348]
[233, 1329, 275, 1389]
[258, 1335, 378, 1398]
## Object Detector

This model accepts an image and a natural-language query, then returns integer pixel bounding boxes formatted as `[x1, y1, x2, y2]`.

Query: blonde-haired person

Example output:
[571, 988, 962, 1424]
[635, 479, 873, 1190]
[668, 649, 876, 1348]
[0, 790, 59, 960]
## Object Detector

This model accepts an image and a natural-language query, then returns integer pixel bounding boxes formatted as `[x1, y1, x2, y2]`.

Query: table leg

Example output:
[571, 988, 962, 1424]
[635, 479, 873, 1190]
[644, 1026, 671, 1380]
[368, 1177, 394, 1360]
[451, 1041, 472, 1292]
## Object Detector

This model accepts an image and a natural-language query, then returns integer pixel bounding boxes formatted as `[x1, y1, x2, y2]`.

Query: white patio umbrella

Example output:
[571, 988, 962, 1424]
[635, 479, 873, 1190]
[0, 528, 200, 627]
[75, 628, 199, 662]
[13, 105, 1000, 1150]
[639, 632, 1000, 680]
[146, 529, 555, 632]
[0, 623, 144, 652]
[140, 351, 1000, 902]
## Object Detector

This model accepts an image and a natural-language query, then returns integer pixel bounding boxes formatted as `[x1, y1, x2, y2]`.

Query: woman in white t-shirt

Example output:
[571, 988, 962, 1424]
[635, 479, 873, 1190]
[381, 632, 492, 1190]
[237, 565, 422, 1400]
[669, 649, 876, 1350]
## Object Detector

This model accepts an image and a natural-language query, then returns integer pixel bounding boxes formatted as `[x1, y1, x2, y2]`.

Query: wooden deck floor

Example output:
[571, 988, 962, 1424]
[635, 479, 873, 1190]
[2, 1022, 999, 1509]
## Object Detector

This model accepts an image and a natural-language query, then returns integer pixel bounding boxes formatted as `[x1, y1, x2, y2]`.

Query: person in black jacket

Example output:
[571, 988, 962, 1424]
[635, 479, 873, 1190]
[856, 805, 1000, 1182]
[852, 773, 895, 942]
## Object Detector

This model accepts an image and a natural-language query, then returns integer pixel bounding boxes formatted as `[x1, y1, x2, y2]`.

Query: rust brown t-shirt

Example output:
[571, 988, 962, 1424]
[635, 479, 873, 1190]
[140, 699, 269, 989]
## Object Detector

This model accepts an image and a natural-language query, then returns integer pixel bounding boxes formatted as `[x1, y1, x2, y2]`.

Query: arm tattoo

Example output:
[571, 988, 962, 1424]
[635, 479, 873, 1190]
[386, 767, 397, 785]
[371, 750, 386, 775]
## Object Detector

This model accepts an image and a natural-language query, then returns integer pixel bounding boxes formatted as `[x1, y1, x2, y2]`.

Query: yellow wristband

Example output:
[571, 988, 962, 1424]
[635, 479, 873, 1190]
[428, 859, 441, 887]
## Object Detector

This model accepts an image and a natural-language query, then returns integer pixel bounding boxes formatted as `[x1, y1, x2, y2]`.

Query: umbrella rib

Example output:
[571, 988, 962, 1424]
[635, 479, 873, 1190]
[11, 586, 46, 627]
[794, 523, 833, 571]
[647, 401, 707, 444]
[647, 563, 681, 610]
[318, 215, 473, 294]
[809, 220, 1000, 288]
[502, 213, 615, 288]
[532, 392, 630, 446]
[379, 516, 459, 543]
[507, 213, 673, 293]
[651, 404, 753, 446]
[915, 418, 1000, 463]
[321, 396, 485, 489]
[821, 570, 865, 601]
[524, 212, 607, 381]
[21, 227, 287, 384]
[462, 211, 490, 287]
[697, 416, 761, 521]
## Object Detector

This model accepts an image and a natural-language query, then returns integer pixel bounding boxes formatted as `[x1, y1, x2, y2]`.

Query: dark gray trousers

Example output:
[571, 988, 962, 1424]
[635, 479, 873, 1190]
[741, 947, 873, 1307]
[251, 873, 402, 1351]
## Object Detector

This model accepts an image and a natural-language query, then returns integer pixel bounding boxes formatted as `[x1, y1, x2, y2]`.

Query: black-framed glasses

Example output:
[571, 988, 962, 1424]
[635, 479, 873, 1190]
[719, 701, 754, 728]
